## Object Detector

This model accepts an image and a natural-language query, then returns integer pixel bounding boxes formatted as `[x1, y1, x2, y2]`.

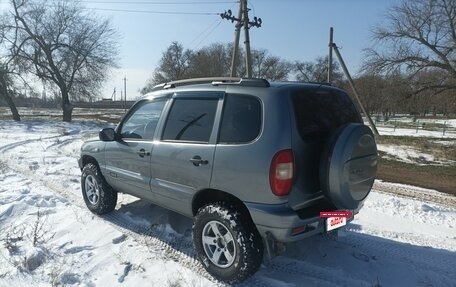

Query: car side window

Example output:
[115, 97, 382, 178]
[120, 99, 166, 140]
[162, 98, 218, 143]
[218, 94, 262, 144]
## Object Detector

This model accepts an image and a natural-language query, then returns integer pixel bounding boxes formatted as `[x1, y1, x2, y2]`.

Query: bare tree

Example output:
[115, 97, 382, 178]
[353, 73, 412, 116]
[252, 49, 291, 81]
[0, 64, 21, 121]
[7, 0, 119, 122]
[141, 41, 192, 93]
[295, 56, 344, 85]
[0, 14, 21, 121]
[364, 0, 456, 94]
[188, 43, 232, 78]
[438, 89, 456, 115]
[141, 43, 293, 94]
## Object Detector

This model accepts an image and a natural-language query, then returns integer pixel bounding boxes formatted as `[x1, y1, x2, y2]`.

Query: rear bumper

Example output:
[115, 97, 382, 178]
[245, 202, 356, 242]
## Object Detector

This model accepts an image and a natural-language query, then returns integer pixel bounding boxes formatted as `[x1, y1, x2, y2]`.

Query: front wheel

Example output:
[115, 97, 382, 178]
[81, 163, 117, 215]
[192, 202, 263, 283]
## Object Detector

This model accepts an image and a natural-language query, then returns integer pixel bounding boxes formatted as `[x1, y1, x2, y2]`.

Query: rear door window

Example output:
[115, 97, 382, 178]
[218, 94, 261, 144]
[162, 98, 218, 143]
[292, 89, 361, 140]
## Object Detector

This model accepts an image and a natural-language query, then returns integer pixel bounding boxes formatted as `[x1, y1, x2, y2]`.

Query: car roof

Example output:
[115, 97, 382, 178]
[140, 78, 339, 100]
[151, 77, 333, 90]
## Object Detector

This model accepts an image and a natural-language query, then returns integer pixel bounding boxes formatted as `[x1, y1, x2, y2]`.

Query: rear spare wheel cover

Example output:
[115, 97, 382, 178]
[320, 124, 377, 209]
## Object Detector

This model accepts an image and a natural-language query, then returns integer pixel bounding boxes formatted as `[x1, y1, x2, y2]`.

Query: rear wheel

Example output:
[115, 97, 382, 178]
[192, 202, 263, 283]
[81, 163, 117, 214]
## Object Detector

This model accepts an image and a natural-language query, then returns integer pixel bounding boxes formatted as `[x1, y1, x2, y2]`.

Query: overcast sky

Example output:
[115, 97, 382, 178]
[0, 0, 399, 100]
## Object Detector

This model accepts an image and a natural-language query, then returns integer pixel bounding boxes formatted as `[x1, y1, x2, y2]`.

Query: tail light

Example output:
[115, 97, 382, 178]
[269, 149, 294, 196]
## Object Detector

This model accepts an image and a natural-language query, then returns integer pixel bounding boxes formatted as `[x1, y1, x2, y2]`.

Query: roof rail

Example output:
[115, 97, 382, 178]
[151, 77, 270, 91]
[306, 81, 333, 86]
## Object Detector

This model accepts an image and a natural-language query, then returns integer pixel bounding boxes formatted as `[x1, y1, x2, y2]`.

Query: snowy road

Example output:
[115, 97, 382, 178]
[0, 120, 455, 287]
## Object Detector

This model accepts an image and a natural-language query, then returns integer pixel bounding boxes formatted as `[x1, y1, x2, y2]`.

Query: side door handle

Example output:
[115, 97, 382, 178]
[137, 148, 151, 158]
[190, 155, 208, 166]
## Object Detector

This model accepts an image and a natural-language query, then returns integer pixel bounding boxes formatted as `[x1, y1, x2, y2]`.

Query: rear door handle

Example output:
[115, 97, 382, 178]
[190, 155, 208, 166]
[137, 148, 151, 158]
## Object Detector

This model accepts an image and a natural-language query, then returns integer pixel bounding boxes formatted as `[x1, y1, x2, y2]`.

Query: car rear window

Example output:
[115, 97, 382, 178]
[292, 89, 361, 140]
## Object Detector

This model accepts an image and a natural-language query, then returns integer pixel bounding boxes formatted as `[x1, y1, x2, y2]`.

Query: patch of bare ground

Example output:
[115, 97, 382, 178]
[377, 157, 456, 196]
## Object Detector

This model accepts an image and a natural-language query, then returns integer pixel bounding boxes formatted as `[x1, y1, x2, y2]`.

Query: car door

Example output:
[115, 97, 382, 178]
[150, 91, 223, 216]
[104, 97, 168, 200]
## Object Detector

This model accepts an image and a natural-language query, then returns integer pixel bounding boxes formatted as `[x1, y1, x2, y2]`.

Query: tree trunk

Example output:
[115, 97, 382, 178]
[61, 88, 73, 122]
[0, 76, 20, 121]
[3, 94, 21, 121]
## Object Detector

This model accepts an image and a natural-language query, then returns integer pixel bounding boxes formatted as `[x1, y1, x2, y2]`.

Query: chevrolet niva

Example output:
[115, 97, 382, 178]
[78, 77, 377, 283]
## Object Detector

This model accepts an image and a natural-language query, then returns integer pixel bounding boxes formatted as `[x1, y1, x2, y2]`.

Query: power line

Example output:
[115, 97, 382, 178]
[37, 3, 221, 16]
[194, 20, 222, 49]
[187, 1, 237, 49]
[81, 7, 219, 15]
[80, 0, 237, 4]
[187, 18, 221, 47]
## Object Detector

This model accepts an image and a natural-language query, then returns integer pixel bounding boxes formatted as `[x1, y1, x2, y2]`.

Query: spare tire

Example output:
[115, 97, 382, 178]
[320, 123, 377, 210]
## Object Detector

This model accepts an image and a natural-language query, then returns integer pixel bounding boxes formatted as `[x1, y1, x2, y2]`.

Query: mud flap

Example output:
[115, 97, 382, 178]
[263, 232, 287, 261]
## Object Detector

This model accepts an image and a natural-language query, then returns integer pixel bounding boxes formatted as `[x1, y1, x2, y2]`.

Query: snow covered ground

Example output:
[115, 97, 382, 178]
[376, 143, 455, 166]
[376, 125, 456, 138]
[363, 115, 456, 138]
[0, 120, 455, 287]
[373, 118, 455, 166]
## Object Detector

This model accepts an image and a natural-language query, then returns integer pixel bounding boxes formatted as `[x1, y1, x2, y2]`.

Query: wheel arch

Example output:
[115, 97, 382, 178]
[80, 155, 100, 171]
[192, 189, 253, 221]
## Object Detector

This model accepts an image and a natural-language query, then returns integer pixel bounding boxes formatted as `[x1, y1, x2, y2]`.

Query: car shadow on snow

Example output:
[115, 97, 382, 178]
[100, 198, 196, 255]
[261, 222, 456, 287]
[100, 199, 456, 287]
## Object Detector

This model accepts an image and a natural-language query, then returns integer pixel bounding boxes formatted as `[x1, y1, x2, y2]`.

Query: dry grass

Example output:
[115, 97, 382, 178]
[376, 136, 456, 161]
[376, 135, 456, 196]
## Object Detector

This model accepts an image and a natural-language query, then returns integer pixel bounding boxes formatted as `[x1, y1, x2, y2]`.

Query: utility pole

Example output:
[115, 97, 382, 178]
[221, 0, 261, 78]
[229, 1, 243, 77]
[123, 76, 127, 111]
[328, 27, 333, 83]
[242, 0, 252, 77]
[328, 28, 379, 136]
[123, 77, 127, 100]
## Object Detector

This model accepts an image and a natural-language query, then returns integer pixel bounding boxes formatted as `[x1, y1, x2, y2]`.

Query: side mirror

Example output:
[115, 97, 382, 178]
[99, 128, 116, 141]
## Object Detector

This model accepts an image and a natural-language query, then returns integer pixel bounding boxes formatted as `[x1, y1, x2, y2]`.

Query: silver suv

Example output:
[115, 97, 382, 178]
[78, 77, 377, 283]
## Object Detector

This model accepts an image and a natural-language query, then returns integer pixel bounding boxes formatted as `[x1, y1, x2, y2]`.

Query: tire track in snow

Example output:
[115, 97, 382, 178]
[373, 181, 456, 207]
[7, 169, 289, 286]
[0, 135, 62, 153]
[338, 232, 456, 278]
[0, 137, 230, 284]
[101, 212, 223, 285]
[265, 257, 371, 286]
[0, 162, 272, 287]
[262, 231, 456, 286]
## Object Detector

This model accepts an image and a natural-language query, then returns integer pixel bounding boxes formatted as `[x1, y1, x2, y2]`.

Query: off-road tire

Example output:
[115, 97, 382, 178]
[192, 202, 263, 283]
[81, 163, 117, 215]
